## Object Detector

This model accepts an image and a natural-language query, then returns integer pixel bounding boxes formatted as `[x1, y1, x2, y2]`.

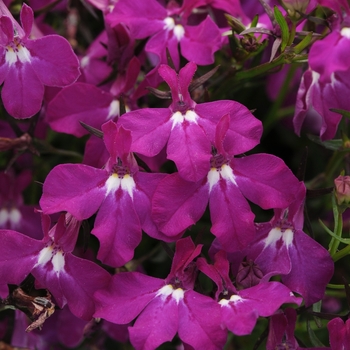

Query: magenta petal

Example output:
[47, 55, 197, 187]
[309, 31, 350, 83]
[328, 318, 350, 350]
[167, 122, 211, 182]
[0, 230, 43, 285]
[209, 179, 255, 251]
[129, 295, 179, 349]
[232, 154, 300, 209]
[152, 174, 208, 236]
[178, 291, 227, 349]
[92, 190, 142, 267]
[20, 3, 33, 38]
[195, 101, 262, 154]
[180, 16, 222, 65]
[26, 35, 80, 86]
[32, 254, 110, 320]
[94, 272, 164, 324]
[46, 83, 116, 137]
[40, 164, 107, 219]
[2, 62, 44, 119]
[281, 229, 334, 306]
[118, 109, 172, 156]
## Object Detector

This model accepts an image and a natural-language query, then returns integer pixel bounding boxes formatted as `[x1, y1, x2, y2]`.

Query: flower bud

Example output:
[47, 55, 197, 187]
[334, 175, 350, 207]
[236, 258, 263, 289]
[282, 0, 310, 18]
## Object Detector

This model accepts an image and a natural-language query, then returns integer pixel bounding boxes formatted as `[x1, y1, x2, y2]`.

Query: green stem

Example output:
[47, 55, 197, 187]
[329, 194, 343, 256]
[333, 243, 350, 262]
[287, 21, 297, 47]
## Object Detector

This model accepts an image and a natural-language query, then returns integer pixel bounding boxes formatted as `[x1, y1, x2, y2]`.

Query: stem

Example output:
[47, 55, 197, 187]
[287, 21, 297, 47]
[329, 194, 343, 256]
[333, 243, 350, 262]
[329, 195, 343, 261]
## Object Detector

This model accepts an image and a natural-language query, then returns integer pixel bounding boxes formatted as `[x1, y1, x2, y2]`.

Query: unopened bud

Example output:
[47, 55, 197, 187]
[282, 0, 310, 18]
[334, 175, 350, 208]
[236, 258, 263, 289]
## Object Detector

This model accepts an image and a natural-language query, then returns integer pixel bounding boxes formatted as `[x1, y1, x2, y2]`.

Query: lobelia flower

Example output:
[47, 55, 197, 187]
[328, 317, 350, 350]
[293, 7, 350, 140]
[0, 2, 80, 119]
[151, 113, 301, 251]
[106, 0, 222, 69]
[0, 212, 111, 320]
[118, 61, 262, 182]
[267, 308, 329, 350]
[239, 182, 334, 306]
[94, 237, 227, 350]
[40, 120, 169, 267]
[293, 68, 350, 141]
[197, 251, 301, 336]
[46, 56, 140, 137]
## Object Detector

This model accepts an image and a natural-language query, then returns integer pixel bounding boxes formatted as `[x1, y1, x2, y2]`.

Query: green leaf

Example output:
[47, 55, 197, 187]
[312, 301, 322, 328]
[307, 134, 343, 151]
[274, 6, 289, 51]
[294, 32, 313, 54]
[307, 319, 325, 347]
[330, 108, 350, 119]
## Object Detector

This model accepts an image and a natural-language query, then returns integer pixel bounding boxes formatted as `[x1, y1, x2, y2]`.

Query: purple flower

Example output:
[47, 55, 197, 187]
[328, 317, 350, 350]
[151, 114, 301, 251]
[0, 2, 80, 118]
[106, 0, 222, 68]
[267, 308, 328, 350]
[197, 251, 301, 336]
[293, 68, 350, 140]
[0, 213, 110, 320]
[40, 120, 169, 267]
[241, 183, 334, 306]
[94, 237, 227, 349]
[119, 62, 262, 182]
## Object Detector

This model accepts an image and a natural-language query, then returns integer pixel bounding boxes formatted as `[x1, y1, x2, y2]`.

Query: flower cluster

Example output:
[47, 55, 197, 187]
[1, 0, 350, 349]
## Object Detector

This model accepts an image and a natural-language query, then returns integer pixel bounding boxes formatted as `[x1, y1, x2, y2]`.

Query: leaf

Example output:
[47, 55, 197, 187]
[307, 134, 343, 151]
[294, 31, 313, 54]
[307, 318, 325, 347]
[274, 6, 289, 51]
[330, 108, 350, 120]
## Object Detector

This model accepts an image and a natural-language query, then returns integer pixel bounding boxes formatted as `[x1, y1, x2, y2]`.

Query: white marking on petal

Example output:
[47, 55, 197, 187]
[264, 227, 283, 248]
[51, 250, 65, 273]
[172, 288, 184, 304]
[170, 111, 184, 129]
[230, 294, 243, 303]
[341, 27, 350, 39]
[9, 208, 21, 225]
[174, 24, 185, 41]
[163, 17, 175, 30]
[220, 164, 237, 185]
[106, 100, 120, 120]
[184, 110, 198, 123]
[36, 245, 54, 266]
[80, 55, 90, 68]
[207, 168, 220, 192]
[156, 284, 174, 298]
[105, 174, 122, 195]
[0, 208, 9, 225]
[5, 48, 17, 65]
[121, 174, 136, 199]
[219, 298, 230, 307]
[16, 45, 31, 63]
[282, 228, 294, 247]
